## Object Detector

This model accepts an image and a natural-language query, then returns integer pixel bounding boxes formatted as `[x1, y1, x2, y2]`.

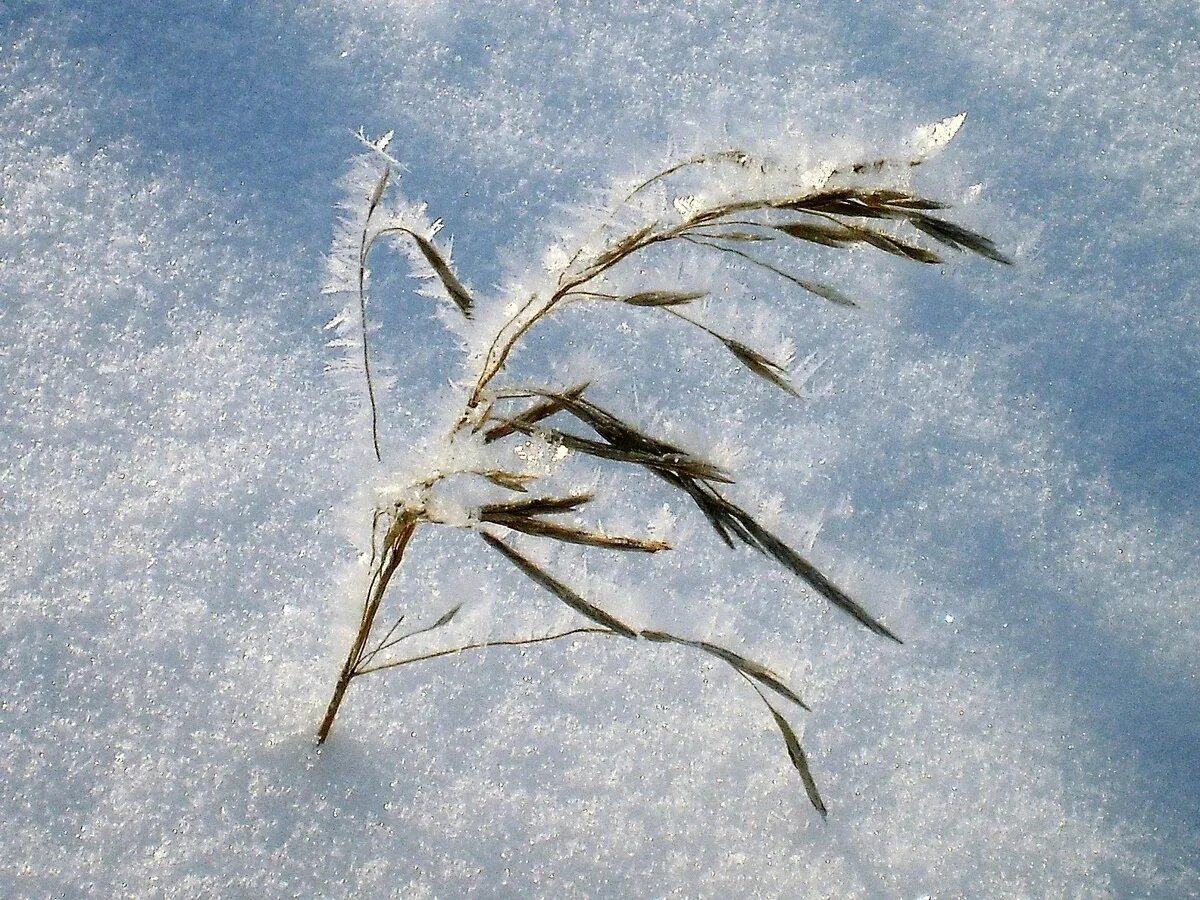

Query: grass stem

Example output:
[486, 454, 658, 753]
[317, 507, 420, 745]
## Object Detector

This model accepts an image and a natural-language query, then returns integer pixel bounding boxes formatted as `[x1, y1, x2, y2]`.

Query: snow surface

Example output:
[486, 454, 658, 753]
[2, 1, 1198, 897]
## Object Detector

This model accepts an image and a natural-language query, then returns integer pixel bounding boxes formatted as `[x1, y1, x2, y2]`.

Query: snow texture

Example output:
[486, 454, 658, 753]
[1, 1, 1197, 897]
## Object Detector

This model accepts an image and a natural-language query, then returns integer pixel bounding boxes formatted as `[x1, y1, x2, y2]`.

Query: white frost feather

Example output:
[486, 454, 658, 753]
[910, 111, 968, 162]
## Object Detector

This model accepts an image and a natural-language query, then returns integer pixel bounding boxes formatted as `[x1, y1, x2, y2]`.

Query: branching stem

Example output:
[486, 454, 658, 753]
[317, 506, 420, 745]
[319, 129, 1000, 811]
[355, 627, 615, 675]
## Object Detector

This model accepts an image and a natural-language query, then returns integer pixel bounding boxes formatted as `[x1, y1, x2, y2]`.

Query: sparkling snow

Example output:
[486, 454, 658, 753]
[2, 2, 1197, 897]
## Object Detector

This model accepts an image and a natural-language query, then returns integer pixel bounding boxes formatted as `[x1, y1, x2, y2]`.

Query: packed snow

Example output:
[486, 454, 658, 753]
[2, 2, 1197, 897]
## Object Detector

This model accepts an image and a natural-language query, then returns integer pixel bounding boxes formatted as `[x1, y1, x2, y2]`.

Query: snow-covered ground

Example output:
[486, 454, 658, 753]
[2, 2, 1197, 896]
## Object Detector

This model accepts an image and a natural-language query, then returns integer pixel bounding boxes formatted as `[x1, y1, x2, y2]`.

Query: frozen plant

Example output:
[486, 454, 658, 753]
[317, 115, 1010, 815]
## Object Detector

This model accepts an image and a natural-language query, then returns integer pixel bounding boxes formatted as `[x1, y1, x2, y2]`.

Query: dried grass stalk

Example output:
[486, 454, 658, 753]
[408, 230, 475, 317]
[318, 115, 1010, 812]
[480, 532, 641, 638]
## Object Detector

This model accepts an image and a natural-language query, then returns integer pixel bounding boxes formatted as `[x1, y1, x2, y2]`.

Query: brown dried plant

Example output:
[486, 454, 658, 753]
[317, 115, 1010, 815]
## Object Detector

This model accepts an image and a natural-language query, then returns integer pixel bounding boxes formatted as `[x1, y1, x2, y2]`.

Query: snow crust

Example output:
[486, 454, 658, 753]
[2, 2, 1197, 897]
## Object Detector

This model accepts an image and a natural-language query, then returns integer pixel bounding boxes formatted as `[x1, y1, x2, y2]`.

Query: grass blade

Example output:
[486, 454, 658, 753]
[481, 470, 537, 492]
[658, 473, 736, 547]
[704, 230, 775, 242]
[736, 511, 902, 643]
[431, 604, 462, 629]
[662, 308, 802, 397]
[486, 514, 670, 552]
[367, 165, 391, 218]
[622, 290, 707, 307]
[685, 236, 859, 308]
[774, 221, 854, 247]
[767, 702, 827, 816]
[355, 627, 616, 676]
[777, 190, 888, 219]
[387, 603, 463, 648]
[846, 225, 942, 264]
[592, 222, 657, 270]
[653, 477, 901, 642]
[483, 383, 589, 444]
[640, 629, 809, 709]
[481, 493, 594, 517]
[722, 338, 799, 397]
[908, 214, 1013, 264]
[409, 231, 475, 317]
[862, 189, 947, 210]
[794, 279, 858, 308]
[502, 418, 733, 484]
[625, 148, 758, 200]
[527, 391, 732, 482]
[693, 639, 809, 709]
[480, 532, 639, 638]
[358, 600, 464, 671]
